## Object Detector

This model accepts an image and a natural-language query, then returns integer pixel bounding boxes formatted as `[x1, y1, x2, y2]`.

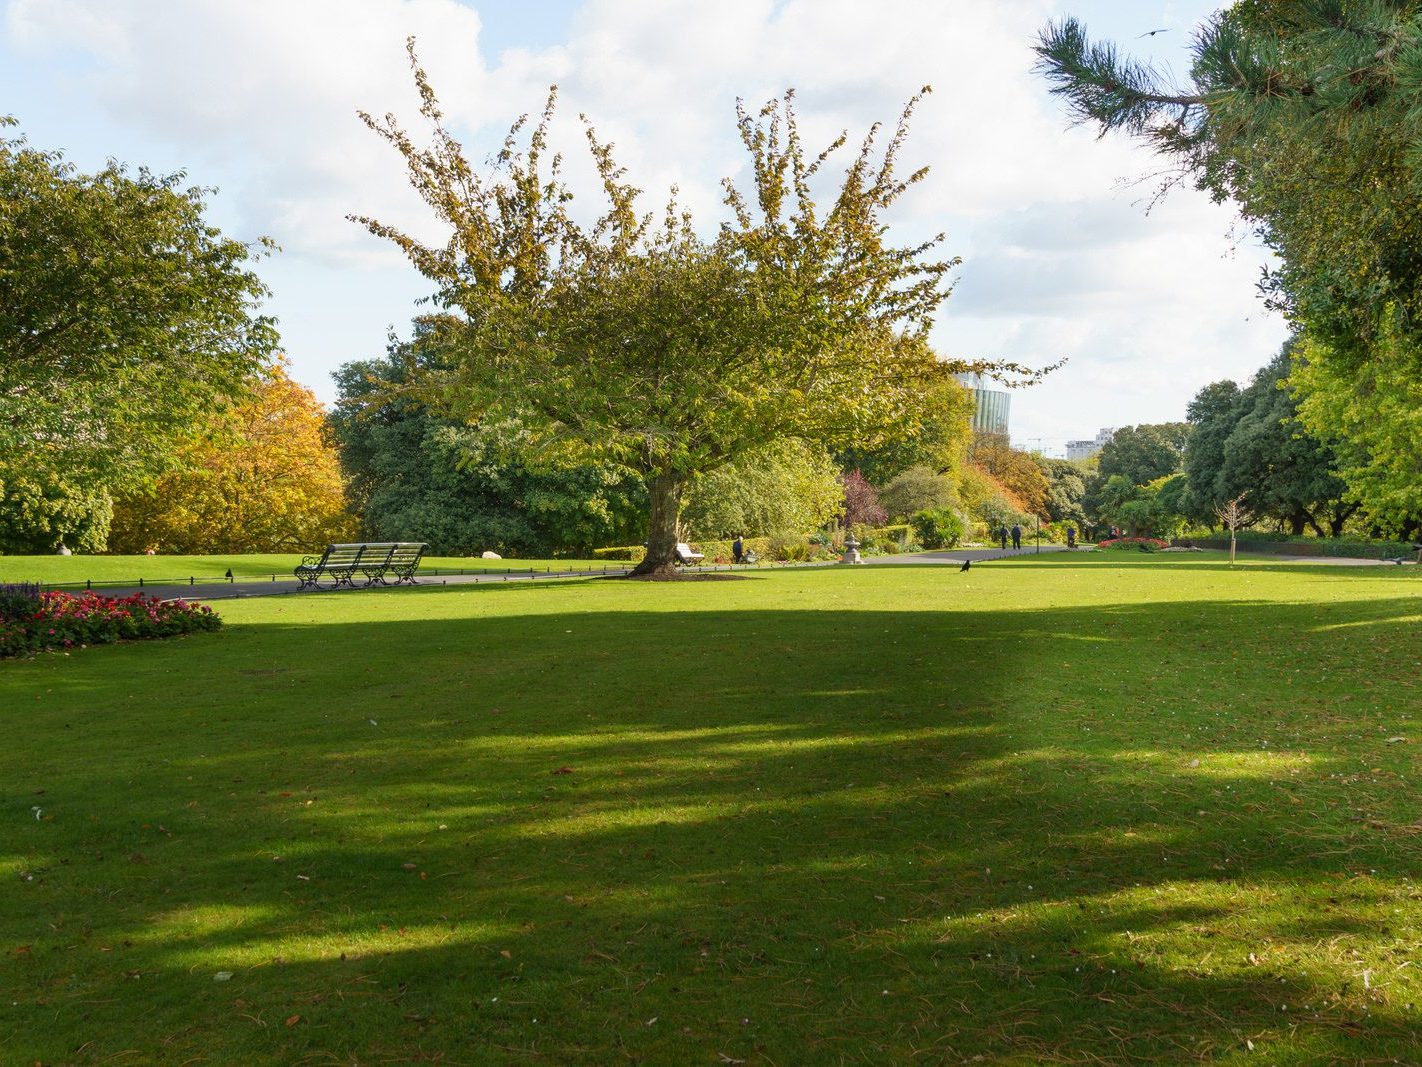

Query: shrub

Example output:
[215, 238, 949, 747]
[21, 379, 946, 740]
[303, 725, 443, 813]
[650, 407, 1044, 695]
[0, 582, 42, 621]
[689, 536, 772, 564]
[767, 531, 814, 561]
[880, 465, 957, 522]
[1097, 536, 1169, 552]
[0, 590, 221, 658]
[910, 508, 966, 549]
[592, 545, 647, 563]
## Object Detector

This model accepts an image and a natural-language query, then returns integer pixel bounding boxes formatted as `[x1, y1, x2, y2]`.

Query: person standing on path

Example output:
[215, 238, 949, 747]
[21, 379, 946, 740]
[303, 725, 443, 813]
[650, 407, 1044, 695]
[732, 534, 744, 564]
[1011, 523, 1022, 550]
[1066, 525, 1076, 549]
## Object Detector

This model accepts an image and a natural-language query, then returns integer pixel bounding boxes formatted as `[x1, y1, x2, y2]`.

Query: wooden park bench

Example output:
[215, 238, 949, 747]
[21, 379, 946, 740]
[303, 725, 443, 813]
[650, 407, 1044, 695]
[674, 543, 705, 566]
[294, 542, 427, 590]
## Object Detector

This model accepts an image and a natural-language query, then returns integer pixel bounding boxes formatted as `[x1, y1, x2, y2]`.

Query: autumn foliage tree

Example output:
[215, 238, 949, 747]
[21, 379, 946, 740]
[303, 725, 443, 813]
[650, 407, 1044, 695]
[354, 43, 1042, 575]
[109, 363, 354, 553]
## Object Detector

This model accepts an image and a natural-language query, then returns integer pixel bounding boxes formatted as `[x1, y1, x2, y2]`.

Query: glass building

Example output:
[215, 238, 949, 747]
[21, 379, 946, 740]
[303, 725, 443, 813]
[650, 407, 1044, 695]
[954, 372, 1010, 435]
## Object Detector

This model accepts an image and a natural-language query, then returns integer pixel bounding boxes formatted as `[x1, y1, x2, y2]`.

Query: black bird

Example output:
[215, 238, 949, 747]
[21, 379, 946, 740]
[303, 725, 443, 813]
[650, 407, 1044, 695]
[1138, 27, 1169, 37]
[959, 559, 971, 572]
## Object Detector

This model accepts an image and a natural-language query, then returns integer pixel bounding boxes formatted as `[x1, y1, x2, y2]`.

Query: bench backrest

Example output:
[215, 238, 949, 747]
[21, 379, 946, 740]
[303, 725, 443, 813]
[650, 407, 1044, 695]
[386, 543, 426, 566]
[317, 542, 427, 569]
[674, 542, 702, 561]
[319, 544, 369, 569]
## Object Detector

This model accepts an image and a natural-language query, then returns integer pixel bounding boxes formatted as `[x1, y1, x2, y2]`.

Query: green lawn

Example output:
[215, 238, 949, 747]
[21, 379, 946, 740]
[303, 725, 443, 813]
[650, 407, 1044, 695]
[0, 553, 616, 587]
[3, 556, 1421, 1062]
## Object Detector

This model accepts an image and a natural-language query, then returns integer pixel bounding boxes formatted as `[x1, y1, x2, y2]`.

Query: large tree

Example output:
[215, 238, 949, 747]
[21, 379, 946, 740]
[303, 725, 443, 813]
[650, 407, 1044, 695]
[1096, 423, 1191, 487]
[0, 116, 277, 501]
[1035, 4, 1422, 518]
[354, 45, 1041, 575]
[1184, 347, 1354, 535]
[109, 363, 355, 553]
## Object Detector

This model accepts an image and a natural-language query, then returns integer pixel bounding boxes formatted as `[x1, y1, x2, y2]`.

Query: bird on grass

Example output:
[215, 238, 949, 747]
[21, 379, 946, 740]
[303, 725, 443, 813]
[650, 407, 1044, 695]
[959, 559, 971, 572]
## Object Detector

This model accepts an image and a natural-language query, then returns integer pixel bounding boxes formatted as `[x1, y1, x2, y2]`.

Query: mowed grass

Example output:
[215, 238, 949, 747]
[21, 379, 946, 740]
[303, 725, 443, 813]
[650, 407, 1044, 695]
[3, 556, 1421, 1064]
[0, 553, 615, 587]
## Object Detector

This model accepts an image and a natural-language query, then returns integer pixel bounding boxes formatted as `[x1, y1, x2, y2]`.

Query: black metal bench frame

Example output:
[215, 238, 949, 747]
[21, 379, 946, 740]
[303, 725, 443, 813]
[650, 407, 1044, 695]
[295, 542, 427, 590]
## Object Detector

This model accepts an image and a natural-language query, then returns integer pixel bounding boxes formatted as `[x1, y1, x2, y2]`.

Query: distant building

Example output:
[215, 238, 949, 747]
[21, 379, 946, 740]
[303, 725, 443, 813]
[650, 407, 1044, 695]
[954, 372, 1010, 436]
[1066, 427, 1115, 462]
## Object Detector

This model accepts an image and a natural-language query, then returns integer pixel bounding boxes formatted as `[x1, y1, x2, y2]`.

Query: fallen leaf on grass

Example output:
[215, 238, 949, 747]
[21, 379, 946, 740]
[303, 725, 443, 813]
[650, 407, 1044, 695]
[551, 767, 574, 776]
[1387, 737, 1407, 744]
[499, 949, 512, 960]
[285, 1014, 301, 1027]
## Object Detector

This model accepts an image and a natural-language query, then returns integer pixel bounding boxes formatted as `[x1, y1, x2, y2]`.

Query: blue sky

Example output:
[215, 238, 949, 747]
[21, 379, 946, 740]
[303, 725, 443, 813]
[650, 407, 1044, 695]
[1, 1, 1282, 454]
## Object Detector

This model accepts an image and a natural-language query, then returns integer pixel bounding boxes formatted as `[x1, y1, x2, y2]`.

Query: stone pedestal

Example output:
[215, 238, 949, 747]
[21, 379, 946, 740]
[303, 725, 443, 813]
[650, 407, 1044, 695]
[840, 534, 864, 565]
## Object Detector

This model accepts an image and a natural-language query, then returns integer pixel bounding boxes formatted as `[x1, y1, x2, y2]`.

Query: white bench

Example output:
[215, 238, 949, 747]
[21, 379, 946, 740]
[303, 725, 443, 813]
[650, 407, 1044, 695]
[674, 543, 705, 566]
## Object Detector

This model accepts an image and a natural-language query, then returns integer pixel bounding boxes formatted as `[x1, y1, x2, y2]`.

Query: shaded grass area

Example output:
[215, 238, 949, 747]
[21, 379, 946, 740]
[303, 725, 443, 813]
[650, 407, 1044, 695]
[0, 553, 614, 587]
[3, 557, 1422, 1063]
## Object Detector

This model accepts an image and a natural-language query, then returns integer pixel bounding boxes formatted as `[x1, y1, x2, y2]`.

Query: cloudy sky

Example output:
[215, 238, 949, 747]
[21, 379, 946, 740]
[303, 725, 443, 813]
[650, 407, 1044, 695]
[1, 0, 1286, 455]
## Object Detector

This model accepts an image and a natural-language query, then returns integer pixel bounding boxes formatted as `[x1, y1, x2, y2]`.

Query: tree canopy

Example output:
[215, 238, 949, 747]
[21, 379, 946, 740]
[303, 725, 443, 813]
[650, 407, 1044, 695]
[109, 362, 355, 553]
[0, 116, 277, 497]
[330, 335, 647, 556]
[1096, 423, 1190, 487]
[355, 44, 1043, 574]
[1035, 4, 1422, 522]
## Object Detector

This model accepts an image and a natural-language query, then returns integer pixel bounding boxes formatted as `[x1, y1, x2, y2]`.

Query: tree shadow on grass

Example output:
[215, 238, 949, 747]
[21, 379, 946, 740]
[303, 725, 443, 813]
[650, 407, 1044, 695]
[3, 589, 1422, 1062]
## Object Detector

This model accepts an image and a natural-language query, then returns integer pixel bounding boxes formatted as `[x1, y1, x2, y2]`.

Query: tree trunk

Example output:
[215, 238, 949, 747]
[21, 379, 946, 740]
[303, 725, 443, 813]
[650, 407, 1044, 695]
[1288, 511, 1307, 537]
[629, 471, 685, 578]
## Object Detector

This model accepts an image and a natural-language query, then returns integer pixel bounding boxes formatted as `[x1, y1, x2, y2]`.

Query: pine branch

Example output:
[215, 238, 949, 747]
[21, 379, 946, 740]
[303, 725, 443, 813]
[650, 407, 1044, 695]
[1034, 17, 1205, 137]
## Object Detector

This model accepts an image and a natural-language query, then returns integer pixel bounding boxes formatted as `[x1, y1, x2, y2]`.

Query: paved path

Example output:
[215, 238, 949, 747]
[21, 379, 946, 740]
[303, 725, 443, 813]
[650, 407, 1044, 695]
[48, 567, 633, 603]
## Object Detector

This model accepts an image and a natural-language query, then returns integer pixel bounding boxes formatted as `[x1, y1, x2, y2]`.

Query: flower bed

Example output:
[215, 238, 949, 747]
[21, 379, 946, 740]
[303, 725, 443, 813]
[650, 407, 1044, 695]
[0, 588, 221, 657]
[1097, 536, 1170, 552]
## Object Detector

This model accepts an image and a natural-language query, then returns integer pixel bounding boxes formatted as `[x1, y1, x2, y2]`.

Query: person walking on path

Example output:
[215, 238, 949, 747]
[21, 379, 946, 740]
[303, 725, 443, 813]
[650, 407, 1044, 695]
[732, 534, 744, 564]
[998, 525, 1009, 550]
[1011, 523, 1022, 550]
[1066, 525, 1076, 549]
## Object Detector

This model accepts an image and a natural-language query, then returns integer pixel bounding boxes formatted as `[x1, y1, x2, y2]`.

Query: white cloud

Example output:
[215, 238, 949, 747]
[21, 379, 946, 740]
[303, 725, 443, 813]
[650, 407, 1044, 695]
[3, 0, 1288, 442]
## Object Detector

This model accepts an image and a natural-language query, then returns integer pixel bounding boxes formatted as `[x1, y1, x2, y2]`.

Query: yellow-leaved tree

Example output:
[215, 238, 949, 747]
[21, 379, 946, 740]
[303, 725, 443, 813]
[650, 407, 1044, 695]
[109, 362, 355, 553]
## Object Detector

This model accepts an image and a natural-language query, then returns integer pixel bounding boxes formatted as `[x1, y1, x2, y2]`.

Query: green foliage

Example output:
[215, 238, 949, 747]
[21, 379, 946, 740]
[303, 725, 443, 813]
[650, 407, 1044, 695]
[0, 468, 111, 554]
[1095, 474, 1189, 539]
[1039, 457, 1088, 525]
[591, 545, 647, 563]
[1183, 345, 1353, 535]
[0, 117, 276, 505]
[331, 338, 646, 557]
[1097, 424, 1190, 487]
[834, 376, 975, 483]
[681, 439, 842, 540]
[909, 507, 965, 549]
[1291, 318, 1422, 530]
[879, 465, 958, 523]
